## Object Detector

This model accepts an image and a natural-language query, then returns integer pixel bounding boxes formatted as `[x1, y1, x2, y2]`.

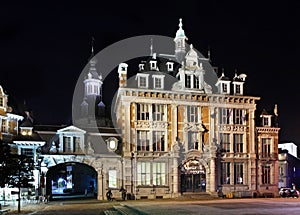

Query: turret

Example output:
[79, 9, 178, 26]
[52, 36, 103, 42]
[118, 63, 128, 87]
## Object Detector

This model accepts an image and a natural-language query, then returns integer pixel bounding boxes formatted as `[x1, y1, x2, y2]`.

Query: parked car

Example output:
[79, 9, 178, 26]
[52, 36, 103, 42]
[279, 188, 300, 198]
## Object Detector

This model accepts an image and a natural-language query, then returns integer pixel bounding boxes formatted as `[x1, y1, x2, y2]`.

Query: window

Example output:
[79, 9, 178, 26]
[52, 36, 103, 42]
[108, 170, 117, 188]
[136, 74, 149, 88]
[234, 134, 243, 153]
[150, 61, 157, 70]
[262, 116, 271, 126]
[137, 104, 149, 120]
[153, 162, 166, 186]
[262, 165, 271, 184]
[137, 162, 151, 185]
[152, 104, 164, 121]
[220, 108, 231, 124]
[21, 148, 34, 156]
[194, 76, 199, 89]
[234, 162, 243, 184]
[236, 84, 241, 94]
[220, 133, 230, 152]
[153, 131, 164, 151]
[139, 64, 145, 71]
[63, 136, 72, 153]
[185, 74, 191, 88]
[137, 130, 150, 151]
[1, 119, 7, 133]
[221, 162, 230, 184]
[166, 62, 174, 71]
[188, 132, 199, 150]
[187, 106, 198, 122]
[233, 109, 243, 125]
[262, 138, 271, 158]
[222, 83, 228, 93]
[154, 77, 162, 89]
[0, 98, 3, 107]
[74, 137, 81, 153]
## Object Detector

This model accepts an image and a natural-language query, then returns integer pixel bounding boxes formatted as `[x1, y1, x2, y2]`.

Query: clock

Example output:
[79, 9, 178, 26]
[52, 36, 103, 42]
[106, 137, 118, 152]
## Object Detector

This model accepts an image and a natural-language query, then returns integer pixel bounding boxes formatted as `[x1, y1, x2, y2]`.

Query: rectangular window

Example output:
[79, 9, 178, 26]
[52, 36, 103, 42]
[137, 104, 149, 120]
[152, 104, 164, 121]
[222, 83, 228, 93]
[153, 162, 166, 186]
[1, 119, 7, 133]
[187, 106, 198, 122]
[0, 98, 3, 107]
[221, 162, 230, 184]
[262, 165, 271, 184]
[137, 162, 151, 185]
[21, 148, 34, 156]
[108, 170, 117, 188]
[219, 108, 231, 124]
[236, 85, 241, 94]
[74, 137, 81, 153]
[139, 76, 147, 88]
[153, 131, 164, 151]
[220, 133, 230, 152]
[137, 130, 150, 151]
[154, 77, 162, 89]
[234, 134, 243, 153]
[262, 138, 271, 158]
[185, 74, 191, 88]
[188, 132, 199, 150]
[194, 76, 199, 89]
[234, 162, 243, 184]
[63, 136, 72, 153]
[234, 109, 243, 125]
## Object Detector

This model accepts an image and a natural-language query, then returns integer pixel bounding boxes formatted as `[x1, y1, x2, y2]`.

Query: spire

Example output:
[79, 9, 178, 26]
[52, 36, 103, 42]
[150, 38, 153, 56]
[274, 104, 278, 116]
[89, 37, 95, 61]
[175, 18, 186, 39]
[208, 46, 211, 62]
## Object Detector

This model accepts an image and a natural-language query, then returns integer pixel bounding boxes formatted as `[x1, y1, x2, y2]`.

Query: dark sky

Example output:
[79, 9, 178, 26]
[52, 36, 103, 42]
[1, 1, 300, 144]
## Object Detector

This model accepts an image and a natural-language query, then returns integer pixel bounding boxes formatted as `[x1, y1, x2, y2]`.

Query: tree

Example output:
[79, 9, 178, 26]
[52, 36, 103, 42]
[0, 139, 35, 213]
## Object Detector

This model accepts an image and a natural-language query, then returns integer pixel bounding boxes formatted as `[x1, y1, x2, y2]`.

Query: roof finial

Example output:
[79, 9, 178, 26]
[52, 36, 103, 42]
[221, 68, 225, 77]
[150, 38, 153, 56]
[234, 68, 238, 77]
[208, 46, 211, 62]
[274, 104, 278, 116]
[179, 18, 183, 29]
[91, 37, 95, 56]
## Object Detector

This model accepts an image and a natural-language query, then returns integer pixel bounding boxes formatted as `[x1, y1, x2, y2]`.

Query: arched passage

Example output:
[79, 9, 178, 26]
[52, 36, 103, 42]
[180, 159, 206, 192]
[46, 162, 97, 199]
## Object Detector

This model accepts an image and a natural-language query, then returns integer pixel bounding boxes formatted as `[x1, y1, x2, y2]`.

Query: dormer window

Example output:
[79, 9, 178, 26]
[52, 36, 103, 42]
[139, 63, 145, 71]
[262, 116, 271, 126]
[236, 84, 241, 94]
[20, 127, 33, 136]
[136, 73, 149, 88]
[166, 62, 174, 72]
[222, 83, 228, 93]
[152, 75, 165, 89]
[150, 60, 157, 70]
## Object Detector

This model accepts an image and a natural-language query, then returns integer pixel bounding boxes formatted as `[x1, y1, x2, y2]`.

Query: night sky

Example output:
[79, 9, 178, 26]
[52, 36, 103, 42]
[1, 1, 300, 144]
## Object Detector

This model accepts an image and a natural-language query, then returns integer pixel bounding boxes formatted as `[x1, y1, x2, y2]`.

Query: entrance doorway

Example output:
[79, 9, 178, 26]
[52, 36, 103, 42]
[180, 160, 206, 192]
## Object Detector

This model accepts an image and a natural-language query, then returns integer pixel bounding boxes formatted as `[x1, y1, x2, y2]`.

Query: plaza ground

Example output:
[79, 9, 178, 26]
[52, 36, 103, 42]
[2, 197, 300, 215]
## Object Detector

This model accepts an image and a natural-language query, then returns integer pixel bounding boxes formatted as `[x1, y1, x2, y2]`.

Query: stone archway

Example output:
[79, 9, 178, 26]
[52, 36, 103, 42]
[46, 161, 98, 199]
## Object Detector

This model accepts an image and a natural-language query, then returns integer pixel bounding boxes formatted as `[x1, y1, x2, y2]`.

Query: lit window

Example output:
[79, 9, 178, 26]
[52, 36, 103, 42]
[137, 162, 151, 185]
[108, 170, 117, 188]
[234, 163, 243, 184]
[234, 134, 243, 153]
[221, 162, 230, 184]
[188, 131, 199, 150]
[153, 131, 164, 151]
[153, 162, 166, 186]
[137, 130, 150, 151]
[220, 133, 230, 152]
